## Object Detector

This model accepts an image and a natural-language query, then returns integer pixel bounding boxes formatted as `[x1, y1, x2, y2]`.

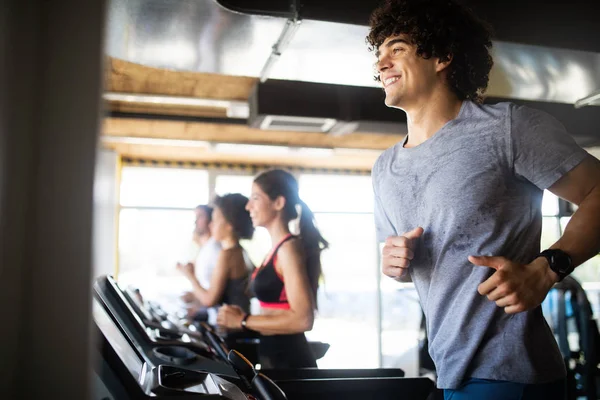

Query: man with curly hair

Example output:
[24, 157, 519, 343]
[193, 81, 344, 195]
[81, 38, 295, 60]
[369, 0, 600, 398]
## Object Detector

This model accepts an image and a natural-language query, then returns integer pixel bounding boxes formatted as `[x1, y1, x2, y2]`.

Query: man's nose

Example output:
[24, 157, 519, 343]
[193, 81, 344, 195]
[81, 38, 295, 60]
[377, 55, 391, 74]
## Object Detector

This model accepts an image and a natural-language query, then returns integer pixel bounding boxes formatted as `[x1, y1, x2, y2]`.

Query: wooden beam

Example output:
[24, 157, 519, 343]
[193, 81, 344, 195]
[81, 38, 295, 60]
[106, 57, 257, 100]
[102, 142, 381, 171]
[103, 118, 403, 150]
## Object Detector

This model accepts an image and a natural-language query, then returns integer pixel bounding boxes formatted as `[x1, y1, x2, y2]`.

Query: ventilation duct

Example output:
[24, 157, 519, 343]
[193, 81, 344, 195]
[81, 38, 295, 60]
[248, 79, 408, 135]
[105, 0, 600, 145]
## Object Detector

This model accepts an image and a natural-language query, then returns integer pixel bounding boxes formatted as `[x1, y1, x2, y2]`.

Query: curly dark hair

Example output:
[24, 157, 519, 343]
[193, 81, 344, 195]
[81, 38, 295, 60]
[213, 193, 254, 240]
[367, 0, 494, 103]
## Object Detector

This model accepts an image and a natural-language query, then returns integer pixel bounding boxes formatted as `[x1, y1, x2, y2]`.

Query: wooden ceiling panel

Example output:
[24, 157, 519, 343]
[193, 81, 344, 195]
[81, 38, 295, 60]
[103, 118, 403, 150]
[106, 57, 258, 100]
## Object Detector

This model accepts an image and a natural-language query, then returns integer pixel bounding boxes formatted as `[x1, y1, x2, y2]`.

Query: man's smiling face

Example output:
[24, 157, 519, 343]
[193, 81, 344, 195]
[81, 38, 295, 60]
[376, 34, 442, 109]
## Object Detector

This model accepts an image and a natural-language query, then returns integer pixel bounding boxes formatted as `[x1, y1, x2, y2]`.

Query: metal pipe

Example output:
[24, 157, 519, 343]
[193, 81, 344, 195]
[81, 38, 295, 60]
[574, 90, 600, 109]
[259, 18, 302, 83]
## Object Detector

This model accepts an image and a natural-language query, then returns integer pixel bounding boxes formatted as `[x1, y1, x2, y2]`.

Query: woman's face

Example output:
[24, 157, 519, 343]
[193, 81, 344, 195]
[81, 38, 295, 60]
[245, 183, 280, 228]
[210, 207, 233, 241]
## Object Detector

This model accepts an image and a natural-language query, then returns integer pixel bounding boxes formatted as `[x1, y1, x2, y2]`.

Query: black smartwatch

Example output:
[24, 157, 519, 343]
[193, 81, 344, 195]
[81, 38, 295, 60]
[240, 313, 251, 331]
[536, 249, 574, 282]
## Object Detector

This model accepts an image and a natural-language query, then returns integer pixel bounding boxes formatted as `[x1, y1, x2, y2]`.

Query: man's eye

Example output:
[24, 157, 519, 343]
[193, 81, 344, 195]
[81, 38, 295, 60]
[393, 47, 403, 54]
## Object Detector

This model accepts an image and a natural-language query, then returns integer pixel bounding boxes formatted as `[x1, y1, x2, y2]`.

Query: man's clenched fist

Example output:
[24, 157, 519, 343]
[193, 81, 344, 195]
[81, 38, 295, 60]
[382, 227, 424, 281]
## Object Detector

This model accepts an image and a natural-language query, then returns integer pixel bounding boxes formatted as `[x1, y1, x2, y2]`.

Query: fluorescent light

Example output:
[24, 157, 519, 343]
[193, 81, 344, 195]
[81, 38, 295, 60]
[103, 92, 249, 118]
[213, 143, 292, 155]
[293, 147, 335, 157]
[333, 148, 384, 156]
[101, 136, 211, 148]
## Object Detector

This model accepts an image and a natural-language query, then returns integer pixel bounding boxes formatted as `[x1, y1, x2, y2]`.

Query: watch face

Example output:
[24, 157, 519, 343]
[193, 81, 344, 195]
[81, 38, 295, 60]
[549, 250, 572, 274]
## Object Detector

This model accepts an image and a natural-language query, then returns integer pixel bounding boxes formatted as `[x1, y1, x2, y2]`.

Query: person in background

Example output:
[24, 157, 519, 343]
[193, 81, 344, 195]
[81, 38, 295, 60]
[217, 169, 328, 369]
[178, 194, 255, 318]
[178, 205, 221, 303]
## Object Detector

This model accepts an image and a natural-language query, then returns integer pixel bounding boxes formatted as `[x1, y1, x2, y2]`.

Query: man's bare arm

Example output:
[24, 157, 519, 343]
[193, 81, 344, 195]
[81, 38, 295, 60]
[547, 155, 600, 267]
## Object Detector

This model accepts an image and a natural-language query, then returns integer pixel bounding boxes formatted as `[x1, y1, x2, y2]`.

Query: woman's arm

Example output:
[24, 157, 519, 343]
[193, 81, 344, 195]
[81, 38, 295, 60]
[181, 249, 230, 307]
[218, 240, 315, 335]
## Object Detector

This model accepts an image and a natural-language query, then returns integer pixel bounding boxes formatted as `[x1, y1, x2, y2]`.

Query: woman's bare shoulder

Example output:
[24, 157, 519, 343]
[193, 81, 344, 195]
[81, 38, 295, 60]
[277, 238, 304, 265]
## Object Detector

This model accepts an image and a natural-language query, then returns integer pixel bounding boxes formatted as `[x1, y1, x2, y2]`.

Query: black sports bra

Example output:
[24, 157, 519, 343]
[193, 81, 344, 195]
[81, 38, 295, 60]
[251, 234, 296, 309]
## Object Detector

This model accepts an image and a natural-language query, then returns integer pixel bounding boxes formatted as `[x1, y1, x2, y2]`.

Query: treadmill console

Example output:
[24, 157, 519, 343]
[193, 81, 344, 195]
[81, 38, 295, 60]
[93, 274, 436, 400]
[93, 275, 274, 399]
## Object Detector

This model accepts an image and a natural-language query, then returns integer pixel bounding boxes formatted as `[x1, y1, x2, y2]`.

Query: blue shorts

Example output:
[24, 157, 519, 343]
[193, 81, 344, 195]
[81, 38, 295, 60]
[444, 378, 566, 400]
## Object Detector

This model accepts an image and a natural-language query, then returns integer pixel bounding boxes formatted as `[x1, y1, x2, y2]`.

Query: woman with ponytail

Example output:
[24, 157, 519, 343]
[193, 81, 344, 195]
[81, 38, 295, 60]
[217, 169, 328, 368]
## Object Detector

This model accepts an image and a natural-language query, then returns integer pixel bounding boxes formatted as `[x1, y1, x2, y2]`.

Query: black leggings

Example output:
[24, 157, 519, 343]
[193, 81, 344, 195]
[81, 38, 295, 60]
[258, 333, 317, 369]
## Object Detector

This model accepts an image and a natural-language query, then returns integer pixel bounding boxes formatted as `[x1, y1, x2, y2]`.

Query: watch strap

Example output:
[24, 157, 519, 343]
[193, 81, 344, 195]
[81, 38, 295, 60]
[537, 249, 573, 282]
[240, 313, 250, 331]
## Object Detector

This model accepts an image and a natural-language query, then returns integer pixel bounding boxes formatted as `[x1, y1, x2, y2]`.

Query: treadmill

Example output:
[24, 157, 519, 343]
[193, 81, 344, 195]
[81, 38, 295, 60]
[93, 275, 436, 399]
[93, 275, 286, 399]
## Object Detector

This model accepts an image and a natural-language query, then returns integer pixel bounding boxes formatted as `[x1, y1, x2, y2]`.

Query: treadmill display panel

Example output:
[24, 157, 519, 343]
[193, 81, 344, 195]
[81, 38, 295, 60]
[93, 298, 144, 381]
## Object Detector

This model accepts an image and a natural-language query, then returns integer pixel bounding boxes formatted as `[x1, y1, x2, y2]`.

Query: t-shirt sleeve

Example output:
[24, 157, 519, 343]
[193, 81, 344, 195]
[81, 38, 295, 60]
[510, 104, 589, 190]
[373, 169, 397, 243]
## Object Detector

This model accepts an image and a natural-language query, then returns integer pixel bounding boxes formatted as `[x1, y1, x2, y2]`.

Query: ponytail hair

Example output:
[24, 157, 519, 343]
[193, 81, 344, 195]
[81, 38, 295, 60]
[298, 199, 329, 299]
[253, 169, 328, 300]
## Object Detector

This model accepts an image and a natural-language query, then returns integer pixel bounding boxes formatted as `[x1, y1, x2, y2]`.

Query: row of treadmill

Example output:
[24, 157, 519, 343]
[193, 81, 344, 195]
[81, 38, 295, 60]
[93, 275, 437, 399]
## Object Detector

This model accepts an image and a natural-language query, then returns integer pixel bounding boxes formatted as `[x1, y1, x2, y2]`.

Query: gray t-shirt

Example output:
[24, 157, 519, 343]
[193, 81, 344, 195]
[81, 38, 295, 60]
[372, 100, 589, 389]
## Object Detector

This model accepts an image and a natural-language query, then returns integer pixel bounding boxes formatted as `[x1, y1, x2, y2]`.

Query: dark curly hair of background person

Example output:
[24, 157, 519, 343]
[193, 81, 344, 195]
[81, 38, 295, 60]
[367, 0, 494, 103]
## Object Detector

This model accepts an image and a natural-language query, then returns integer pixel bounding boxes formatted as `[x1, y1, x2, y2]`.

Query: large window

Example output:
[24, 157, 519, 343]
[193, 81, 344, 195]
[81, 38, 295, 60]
[120, 167, 209, 208]
[214, 174, 253, 198]
[119, 208, 197, 274]
[117, 167, 209, 302]
[117, 167, 383, 369]
[299, 174, 380, 369]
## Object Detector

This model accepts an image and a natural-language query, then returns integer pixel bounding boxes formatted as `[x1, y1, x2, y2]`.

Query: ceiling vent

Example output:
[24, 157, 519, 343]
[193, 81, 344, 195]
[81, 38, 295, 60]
[248, 79, 408, 135]
[258, 115, 337, 133]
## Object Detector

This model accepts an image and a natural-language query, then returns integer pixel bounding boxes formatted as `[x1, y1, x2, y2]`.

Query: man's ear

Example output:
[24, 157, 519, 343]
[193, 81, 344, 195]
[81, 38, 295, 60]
[436, 54, 453, 73]
[274, 195, 286, 211]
